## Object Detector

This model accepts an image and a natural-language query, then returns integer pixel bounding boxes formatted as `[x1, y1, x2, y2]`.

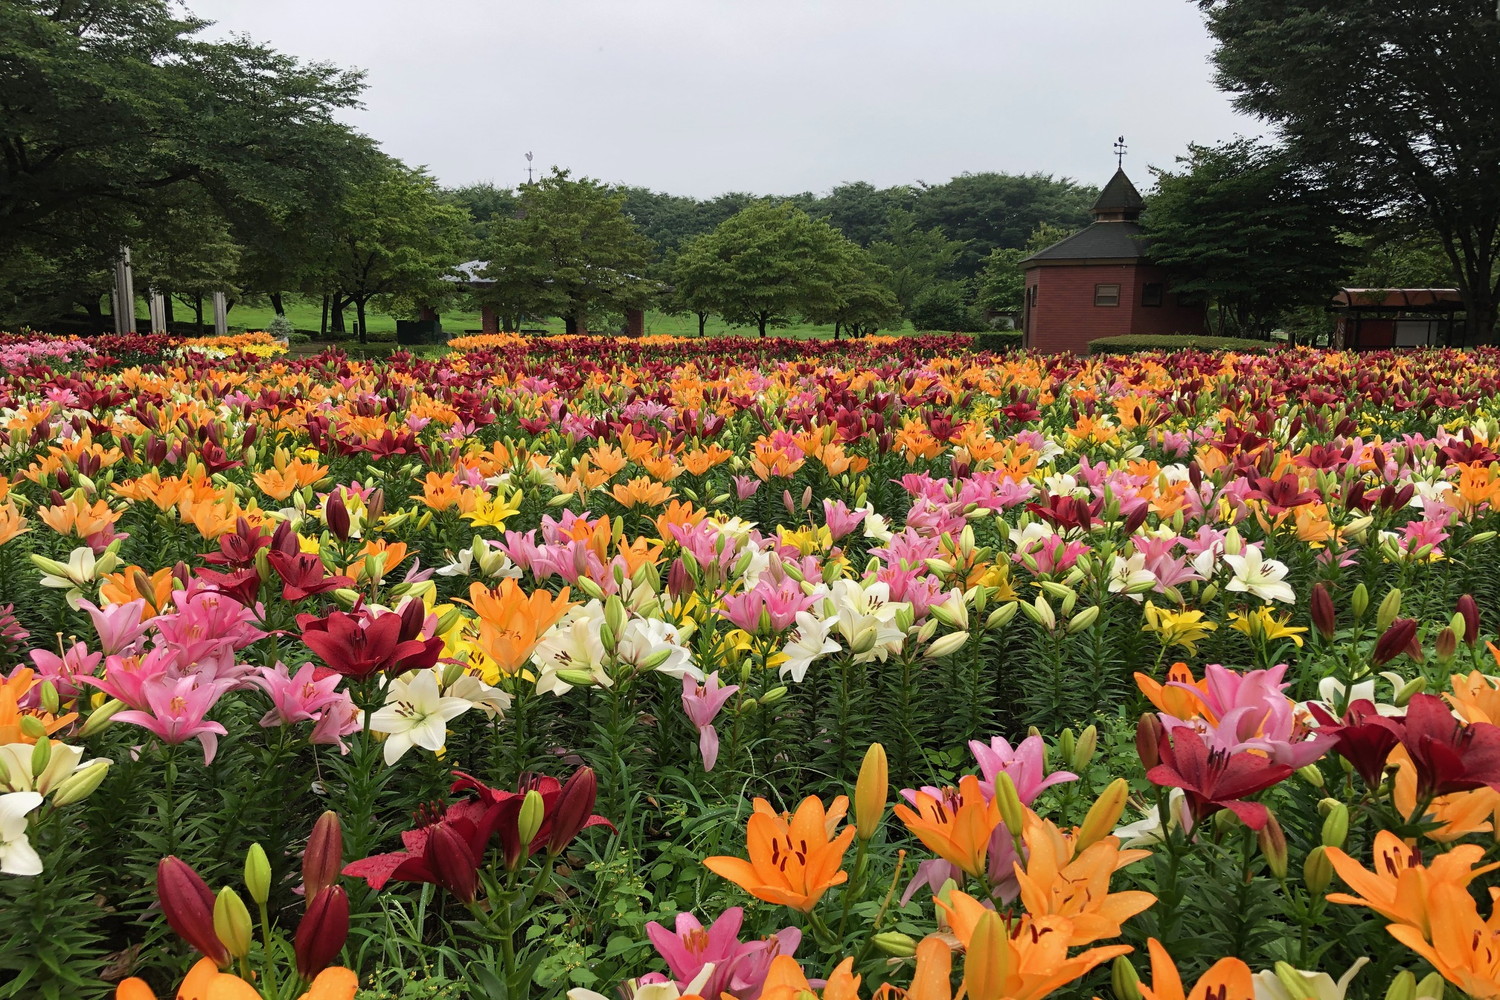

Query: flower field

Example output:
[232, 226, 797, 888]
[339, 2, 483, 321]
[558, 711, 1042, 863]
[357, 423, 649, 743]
[6, 332, 1500, 1000]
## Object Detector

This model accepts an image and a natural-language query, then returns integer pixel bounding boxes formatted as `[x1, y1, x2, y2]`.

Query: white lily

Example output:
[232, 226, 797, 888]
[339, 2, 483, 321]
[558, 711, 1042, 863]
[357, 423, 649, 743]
[778, 610, 841, 683]
[616, 617, 700, 681]
[0, 741, 110, 795]
[1222, 545, 1296, 604]
[532, 601, 610, 695]
[1253, 958, 1368, 1000]
[0, 790, 44, 875]
[369, 671, 472, 765]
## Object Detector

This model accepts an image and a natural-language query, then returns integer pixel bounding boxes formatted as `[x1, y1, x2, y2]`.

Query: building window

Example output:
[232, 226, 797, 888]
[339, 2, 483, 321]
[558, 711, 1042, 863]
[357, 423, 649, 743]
[1028, 285, 1038, 307]
[1142, 283, 1164, 307]
[1094, 283, 1120, 307]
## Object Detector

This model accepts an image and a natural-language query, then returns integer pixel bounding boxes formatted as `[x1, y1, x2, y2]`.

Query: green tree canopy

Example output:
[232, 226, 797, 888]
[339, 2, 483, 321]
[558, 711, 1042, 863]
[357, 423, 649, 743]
[913, 172, 1097, 276]
[1142, 138, 1356, 338]
[867, 209, 968, 318]
[672, 201, 853, 338]
[802, 243, 903, 338]
[479, 169, 656, 334]
[1196, 0, 1500, 340]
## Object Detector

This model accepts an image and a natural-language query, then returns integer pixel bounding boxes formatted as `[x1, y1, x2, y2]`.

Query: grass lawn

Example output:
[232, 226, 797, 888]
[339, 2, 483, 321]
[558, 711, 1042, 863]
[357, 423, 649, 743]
[219, 295, 919, 341]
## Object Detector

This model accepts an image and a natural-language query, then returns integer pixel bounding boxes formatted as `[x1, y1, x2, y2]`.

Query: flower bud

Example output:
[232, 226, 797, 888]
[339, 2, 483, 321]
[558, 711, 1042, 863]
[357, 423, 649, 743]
[157, 856, 230, 965]
[985, 602, 1018, 631]
[213, 887, 253, 960]
[424, 822, 479, 904]
[872, 931, 916, 957]
[1395, 676, 1426, 707]
[1414, 973, 1445, 1000]
[1372, 618, 1417, 666]
[30, 738, 50, 777]
[1321, 801, 1349, 849]
[294, 886, 349, 980]
[1351, 583, 1369, 620]
[855, 743, 888, 841]
[1066, 605, 1100, 634]
[1072, 725, 1098, 772]
[547, 767, 600, 854]
[303, 811, 343, 905]
[324, 491, 350, 542]
[1297, 764, 1325, 789]
[992, 772, 1025, 834]
[1310, 582, 1336, 640]
[1376, 588, 1402, 631]
[19, 715, 46, 740]
[1436, 626, 1458, 663]
[1136, 713, 1165, 771]
[518, 789, 546, 847]
[759, 686, 788, 705]
[923, 630, 969, 659]
[1059, 729, 1076, 766]
[245, 843, 271, 906]
[555, 668, 600, 688]
[1076, 778, 1129, 852]
[1257, 810, 1288, 880]
[1273, 962, 1321, 1000]
[1385, 971, 1416, 1000]
[1112, 956, 1143, 1000]
[1457, 594, 1480, 646]
[48, 758, 109, 806]
[1304, 846, 1333, 895]
[38, 681, 60, 717]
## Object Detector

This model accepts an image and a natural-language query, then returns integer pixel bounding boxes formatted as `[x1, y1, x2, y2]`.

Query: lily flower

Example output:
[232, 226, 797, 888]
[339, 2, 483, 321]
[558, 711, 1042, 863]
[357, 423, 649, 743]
[968, 734, 1077, 805]
[1221, 545, 1295, 604]
[116, 958, 359, 1000]
[704, 795, 855, 912]
[893, 775, 1003, 878]
[113, 676, 232, 765]
[369, 670, 472, 765]
[1145, 728, 1293, 831]
[0, 791, 43, 875]
[1137, 938, 1255, 1000]
[682, 673, 738, 772]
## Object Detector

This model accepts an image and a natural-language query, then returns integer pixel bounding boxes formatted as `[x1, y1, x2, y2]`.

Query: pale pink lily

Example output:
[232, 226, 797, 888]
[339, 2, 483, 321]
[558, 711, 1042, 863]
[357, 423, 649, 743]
[26, 642, 102, 705]
[308, 693, 361, 754]
[968, 735, 1078, 805]
[112, 675, 232, 764]
[1165, 663, 1333, 768]
[682, 673, 739, 772]
[77, 598, 149, 655]
[84, 648, 175, 710]
[719, 577, 814, 635]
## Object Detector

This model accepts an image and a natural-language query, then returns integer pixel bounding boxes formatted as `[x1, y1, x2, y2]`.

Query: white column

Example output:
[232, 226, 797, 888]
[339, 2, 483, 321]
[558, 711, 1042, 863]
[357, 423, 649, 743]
[113, 247, 137, 335]
[212, 291, 228, 336]
[149, 290, 167, 333]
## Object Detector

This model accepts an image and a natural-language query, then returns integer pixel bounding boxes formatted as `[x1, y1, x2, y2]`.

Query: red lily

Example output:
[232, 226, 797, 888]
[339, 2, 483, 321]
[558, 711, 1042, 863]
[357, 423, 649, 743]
[294, 885, 349, 980]
[1381, 693, 1500, 799]
[1307, 699, 1401, 789]
[296, 609, 443, 680]
[341, 797, 497, 896]
[271, 551, 355, 603]
[156, 856, 230, 966]
[1146, 728, 1292, 831]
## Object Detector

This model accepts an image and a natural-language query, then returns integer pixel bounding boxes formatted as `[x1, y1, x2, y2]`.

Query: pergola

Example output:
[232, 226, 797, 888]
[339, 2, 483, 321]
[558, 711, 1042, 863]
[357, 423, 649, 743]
[1329, 288, 1466, 350]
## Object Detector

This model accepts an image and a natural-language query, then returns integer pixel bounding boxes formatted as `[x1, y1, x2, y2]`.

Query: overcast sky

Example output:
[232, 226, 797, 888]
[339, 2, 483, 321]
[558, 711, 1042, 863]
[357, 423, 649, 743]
[188, 0, 1260, 198]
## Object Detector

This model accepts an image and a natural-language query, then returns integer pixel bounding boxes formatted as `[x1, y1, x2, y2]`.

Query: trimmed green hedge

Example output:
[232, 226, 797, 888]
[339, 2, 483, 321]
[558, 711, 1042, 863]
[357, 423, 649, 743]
[1087, 334, 1280, 355]
[972, 331, 1023, 352]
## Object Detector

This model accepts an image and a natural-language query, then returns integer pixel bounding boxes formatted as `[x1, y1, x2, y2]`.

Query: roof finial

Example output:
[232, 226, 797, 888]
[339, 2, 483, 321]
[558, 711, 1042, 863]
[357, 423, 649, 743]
[1114, 135, 1128, 169]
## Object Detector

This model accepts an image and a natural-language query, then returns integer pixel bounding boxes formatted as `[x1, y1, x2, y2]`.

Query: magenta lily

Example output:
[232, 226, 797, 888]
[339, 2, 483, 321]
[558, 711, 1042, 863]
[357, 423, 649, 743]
[113, 675, 232, 763]
[643, 906, 801, 1000]
[968, 734, 1078, 805]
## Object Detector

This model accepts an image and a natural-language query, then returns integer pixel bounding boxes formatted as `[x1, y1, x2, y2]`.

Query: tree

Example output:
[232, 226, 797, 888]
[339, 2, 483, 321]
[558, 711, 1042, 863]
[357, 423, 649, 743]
[867, 209, 968, 317]
[912, 173, 1097, 276]
[671, 202, 852, 338]
[0, 1, 366, 325]
[817, 182, 918, 246]
[974, 224, 1074, 320]
[131, 189, 243, 331]
[442, 183, 518, 245]
[803, 244, 903, 338]
[312, 161, 470, 343]
[1196, 0, 1500, 340]
[908, 283, 982, 332]
[479, 169, 655, 335]
[1142, 139, 1355, 338]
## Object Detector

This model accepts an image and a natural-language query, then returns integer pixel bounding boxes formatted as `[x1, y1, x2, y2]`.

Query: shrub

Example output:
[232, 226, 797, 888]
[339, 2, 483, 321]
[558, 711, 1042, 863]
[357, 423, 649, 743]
[1087, 334, 1281, 354]
[267, 314, 295, 339]
[972, 331, 1023, 353]
[908, 284, 983, 333]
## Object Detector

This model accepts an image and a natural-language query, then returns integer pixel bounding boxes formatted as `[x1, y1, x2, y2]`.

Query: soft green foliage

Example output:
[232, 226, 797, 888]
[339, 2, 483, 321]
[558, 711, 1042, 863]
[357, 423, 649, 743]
[1143, 139, 1355, 337]
[1087, 333, 1281, 354]
[671, 202, 857, 337]
[974, 247, 1026, 316]
[311, 160, 471, 343]
[479, 169, 656, 334]
[867, 209, 968, 317]
[907, 282, 983, 332]
[912, 172, 1097, 276]
[1198, 0, 1500, 339]
[971, 330, 1023, 352]
[802, 244, 904, 337]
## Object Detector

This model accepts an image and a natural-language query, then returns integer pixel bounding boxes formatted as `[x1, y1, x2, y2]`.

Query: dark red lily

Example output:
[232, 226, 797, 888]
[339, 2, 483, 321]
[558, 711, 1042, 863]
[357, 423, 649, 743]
[1384, 693, 1500, 799]
[1307, 698, 1402, 789]
[1145, 728, 1293, 831]
[342, 797, 496, 895]
[203, 517, 271, 568]
[294, 885, 348, 979]
[1372, 618, 1421, 666]
[296, 609, 444, 680]
[157, 856, 230, 965]
[271, 551, 355, 603]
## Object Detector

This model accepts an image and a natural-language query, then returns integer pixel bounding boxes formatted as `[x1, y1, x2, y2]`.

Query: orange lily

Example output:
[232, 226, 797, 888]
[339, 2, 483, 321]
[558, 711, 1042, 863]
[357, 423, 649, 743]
[704, 795, 856, 912]
[609, 476, 675, 509]
[1134, 663, 1212, 724]
[1137, 938, 1254, 1000]
[1449, 667, 1500, 726]
[100, 566, 177, 617]
[0, 502, 28, 546]
[892, 774, 1003, 878]
[464, 580, 575, 676]
[116, 958, 358, 1000]
[1386, 881, 1500, 1000]
[761, 955, 863, 1000]
[1324, 830, 1500, 934]
[960, 909, 1130, 1000]
[0, 667, 77, 744]
[37, 492, 119, 539]
[1013, 814, 1154, 946]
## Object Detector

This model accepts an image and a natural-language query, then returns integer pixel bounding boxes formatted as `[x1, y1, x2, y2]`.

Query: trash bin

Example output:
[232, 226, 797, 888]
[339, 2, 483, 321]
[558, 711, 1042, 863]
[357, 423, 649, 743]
[395, 319, 446, 345]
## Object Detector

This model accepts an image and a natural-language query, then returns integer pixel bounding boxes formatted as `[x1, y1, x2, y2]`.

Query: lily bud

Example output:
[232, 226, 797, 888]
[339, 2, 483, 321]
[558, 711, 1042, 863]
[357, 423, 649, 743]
[1304, 846, 1333, 895]
[984, 602, 1018, 631]
[759, 686, 788, 705]
[49, 760, 110, 806]
[157, 856, 230, 965]
[1372, 618, 1418, 666]
[1414, 973, 1445, 1000]
[1273, 962, 1321, 1000]
[1065, 605, 1100, 634]
[872, 931, 917, 957]
[294, 886, 349, 980]
[1436, 626, 1457, 663]
[1136, 713, 1165, 771]
[1112, 956, 1143, 1000]
[1457, 594, 1480, 646]
[213, 887, 253, 960]
[425, 823, 479, 904]
[19, 715, 46, 740]
[1297, 764, 1325, 789]
[244, 843, 271, 906]
[1321, 801, 1349, 849]
[1072, 725, 1098, 772]
[923, 630, 969, 659]
[518, 789, 546, 847]
[1376, 588, 1402, 631]
[1257, 811, 1288, 880]
[992, 772, 1025, 833]
[1076, 778, 1129, 852]
[1385, 971, 1416, 1000]
[1395, 675, 1426, 707]
[546, 767, 599, 854]
[1351, 582, 1370, 620]
[303, 811, 343, 905]
[1058, 729, 1076, 767]
[38, 681, 60, 717]
[855, 743, 888, 842]
[1310, 582, 1336, 639]
[324, 491, 350, 542]
[30, 738, 50, 777]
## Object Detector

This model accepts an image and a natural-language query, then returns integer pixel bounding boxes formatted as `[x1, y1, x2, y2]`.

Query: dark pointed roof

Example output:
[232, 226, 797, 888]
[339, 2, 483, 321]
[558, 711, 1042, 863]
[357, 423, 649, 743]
[1092, 168, 1145, 218]
[1022, 221, 1148, 264]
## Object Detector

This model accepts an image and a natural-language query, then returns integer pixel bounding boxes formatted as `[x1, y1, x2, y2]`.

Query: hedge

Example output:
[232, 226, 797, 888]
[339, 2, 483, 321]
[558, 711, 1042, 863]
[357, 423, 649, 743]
[972, 331, 1024, 352]
[1087, 334, 1280, 355]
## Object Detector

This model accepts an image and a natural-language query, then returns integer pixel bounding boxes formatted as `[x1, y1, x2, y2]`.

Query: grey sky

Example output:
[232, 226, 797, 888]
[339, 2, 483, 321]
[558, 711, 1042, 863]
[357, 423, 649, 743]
[189, 0, 1258, 198]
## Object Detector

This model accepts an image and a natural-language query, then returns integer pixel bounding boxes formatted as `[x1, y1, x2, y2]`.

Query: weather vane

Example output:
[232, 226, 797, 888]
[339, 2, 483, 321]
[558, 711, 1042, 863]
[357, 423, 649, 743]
[525, 151, 533, 184]
[1114, 136, 1128, 169]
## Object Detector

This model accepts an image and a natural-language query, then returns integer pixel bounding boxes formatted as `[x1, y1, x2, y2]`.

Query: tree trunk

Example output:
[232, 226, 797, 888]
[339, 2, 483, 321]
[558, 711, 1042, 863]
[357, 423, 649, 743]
[355, 298, 367, 344]
[834, 321, 842, 341]
[758, 314, 767, 338]
[331, 294, 346, 335]
[697, 311, 707, 338]
[163, 295, 175, 329]
[320, 295, 330, 337]
[270, 292, 285, 317]
[83, 297, 106, 334]
[564, 315, 578, 336]
[193, 295, 204, 332]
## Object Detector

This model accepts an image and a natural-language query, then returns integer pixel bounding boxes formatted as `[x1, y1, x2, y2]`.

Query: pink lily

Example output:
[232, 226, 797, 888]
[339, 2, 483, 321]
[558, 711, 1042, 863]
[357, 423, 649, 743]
[719, 577, 814, 635]
[76, 598, 150, 655]
[644, 906, 801, 1000]
[968, 735, 1078, 805]
[113, 675, 232, 764]
[682, 673, 739, 772]
[27, 642, 102, 705]
[253, 662, 346, 728]
[84, 647, 175, 710]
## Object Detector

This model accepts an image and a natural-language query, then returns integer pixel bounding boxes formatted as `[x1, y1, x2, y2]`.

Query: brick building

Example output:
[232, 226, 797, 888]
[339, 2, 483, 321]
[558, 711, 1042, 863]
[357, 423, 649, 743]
[1020, 168, 1207, 352]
